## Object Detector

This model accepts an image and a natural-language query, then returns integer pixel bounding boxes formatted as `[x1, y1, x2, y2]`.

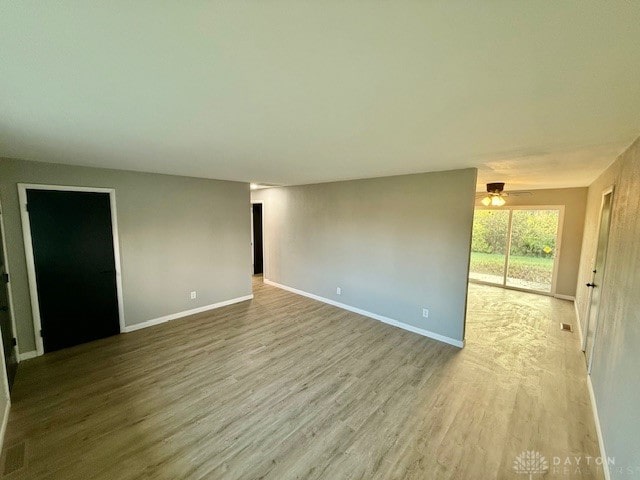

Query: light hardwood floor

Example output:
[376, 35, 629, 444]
[1, 278, 602, 479]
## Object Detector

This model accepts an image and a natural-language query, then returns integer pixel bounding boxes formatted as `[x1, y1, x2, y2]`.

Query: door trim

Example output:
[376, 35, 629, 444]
[583, 185, 614, 373]
[17, 184, 126, 356]
[0, 206, 12, 431]
[0, 200, 19, 360]
[582, 185, 614, 352]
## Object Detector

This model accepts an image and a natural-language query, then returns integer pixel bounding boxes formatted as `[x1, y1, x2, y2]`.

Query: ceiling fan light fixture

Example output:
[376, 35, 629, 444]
[486, 182, 505, 194]
[479, 182, 507, 206]
[491, 195, 506, 206]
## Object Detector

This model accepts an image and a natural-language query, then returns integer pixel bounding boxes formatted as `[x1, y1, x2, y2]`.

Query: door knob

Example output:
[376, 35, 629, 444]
[586, 283, 597, 288]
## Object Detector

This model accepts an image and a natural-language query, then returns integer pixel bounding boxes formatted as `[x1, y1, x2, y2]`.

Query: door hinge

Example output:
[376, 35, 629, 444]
[1, 273, 8, 283]
[11, 338, 16, 347]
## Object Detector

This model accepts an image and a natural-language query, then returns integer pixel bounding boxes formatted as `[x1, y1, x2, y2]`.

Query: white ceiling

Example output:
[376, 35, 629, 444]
[1, 2, 639, 191]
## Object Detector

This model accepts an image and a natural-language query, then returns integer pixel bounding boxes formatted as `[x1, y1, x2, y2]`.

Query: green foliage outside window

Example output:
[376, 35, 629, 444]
[471, 209, 558, 258]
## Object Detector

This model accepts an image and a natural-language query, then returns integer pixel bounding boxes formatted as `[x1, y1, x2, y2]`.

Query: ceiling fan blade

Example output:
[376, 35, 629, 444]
[504, 191, 533, 197]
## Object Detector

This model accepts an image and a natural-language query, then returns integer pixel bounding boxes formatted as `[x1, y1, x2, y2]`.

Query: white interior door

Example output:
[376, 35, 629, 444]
[584, 189, 614, 371]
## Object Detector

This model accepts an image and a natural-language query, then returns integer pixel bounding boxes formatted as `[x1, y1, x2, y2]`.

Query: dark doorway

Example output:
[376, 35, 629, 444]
[0, 207, 17, 390]
[252, 203, 263, 275]
[26, 189, 121, 353]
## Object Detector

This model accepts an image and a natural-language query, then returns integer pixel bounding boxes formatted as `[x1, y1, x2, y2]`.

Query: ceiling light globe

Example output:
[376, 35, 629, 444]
[492, 196, 506, 206]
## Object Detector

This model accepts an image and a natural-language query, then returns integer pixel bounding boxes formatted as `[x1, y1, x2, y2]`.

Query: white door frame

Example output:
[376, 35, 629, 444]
[0, 199, 19, 360]
[0, 199, 15, 434]
[470, 205, 565, 296]
[18, 184, 126, 356]
[583, 186, 614, 373]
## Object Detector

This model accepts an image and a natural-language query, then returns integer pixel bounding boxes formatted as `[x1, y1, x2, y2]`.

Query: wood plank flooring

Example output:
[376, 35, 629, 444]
[1, 278, 603, 479]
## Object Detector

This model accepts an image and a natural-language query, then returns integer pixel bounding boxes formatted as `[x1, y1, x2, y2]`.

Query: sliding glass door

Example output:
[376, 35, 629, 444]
[469, 207, 561, 294]
[469, 210, 510, 285]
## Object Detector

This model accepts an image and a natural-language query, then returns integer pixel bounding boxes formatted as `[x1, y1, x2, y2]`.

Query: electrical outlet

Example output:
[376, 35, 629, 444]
[336, 287, 342, 295]
[422, 308, 429, 318]
[190, 291, 197, 300]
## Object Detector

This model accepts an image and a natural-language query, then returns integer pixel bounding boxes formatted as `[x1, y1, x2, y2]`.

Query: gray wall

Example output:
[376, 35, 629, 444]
[575, 137, 640, 478]
[252, 168, 477, 343]
[475, 187, 587, 298]
[0, 158, 252, 354]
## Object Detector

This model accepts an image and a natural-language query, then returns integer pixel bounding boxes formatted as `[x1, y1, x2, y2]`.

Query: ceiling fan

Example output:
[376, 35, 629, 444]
[477, 182, 531, 206]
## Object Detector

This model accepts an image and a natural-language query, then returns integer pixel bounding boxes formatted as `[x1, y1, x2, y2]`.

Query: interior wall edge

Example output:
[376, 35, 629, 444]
[264, 278, 465, 348]
[0, 400, 10, 455]
[0, 157, 253, 353]
[577, 134, 640, 478]
[573, 300, 584, 349]
[122, 294, 254, 333]
[252, 168, 476, 343]
[587, 375, 612, 480]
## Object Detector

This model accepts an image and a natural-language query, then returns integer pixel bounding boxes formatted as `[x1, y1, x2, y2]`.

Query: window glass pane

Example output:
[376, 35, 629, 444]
[469, 210, 509, 285]
[505, 209, 559, 292]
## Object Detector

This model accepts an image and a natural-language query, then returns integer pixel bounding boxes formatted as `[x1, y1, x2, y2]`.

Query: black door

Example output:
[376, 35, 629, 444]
[27, 190, 120, 353]
[0, 212, 17, 390]
[252, 204, 263, 275]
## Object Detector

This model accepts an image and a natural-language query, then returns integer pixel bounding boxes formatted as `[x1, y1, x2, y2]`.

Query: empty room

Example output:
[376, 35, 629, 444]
[0, 2, 639, 479]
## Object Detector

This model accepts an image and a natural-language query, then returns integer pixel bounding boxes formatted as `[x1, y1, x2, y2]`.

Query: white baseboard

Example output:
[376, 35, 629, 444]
[554, 293, 576, 301]
[123, 294, 254, 333]
[574, 300, 584, 348]
[263, 278, 464, 348]
[18, 351, 37, 361]
[587, 375, 611, 480]
[0, 400, 10, 454]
